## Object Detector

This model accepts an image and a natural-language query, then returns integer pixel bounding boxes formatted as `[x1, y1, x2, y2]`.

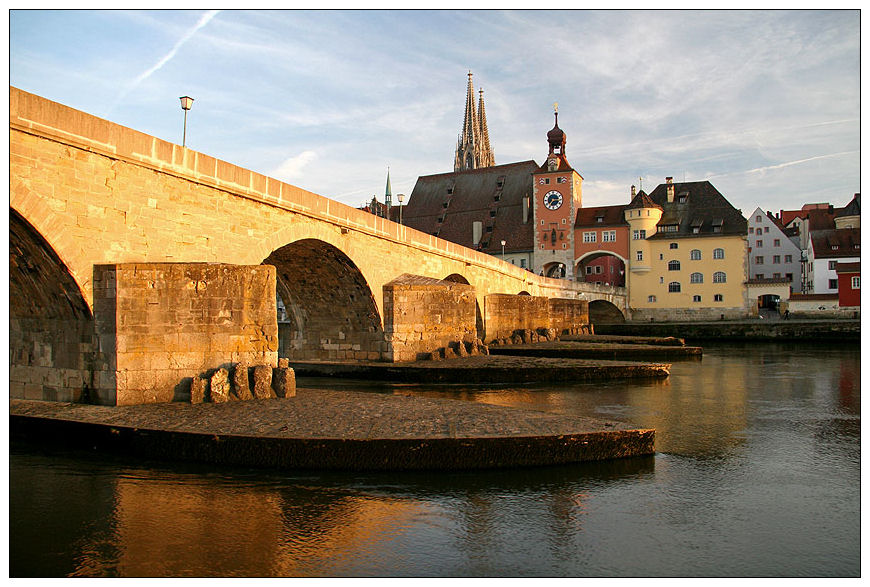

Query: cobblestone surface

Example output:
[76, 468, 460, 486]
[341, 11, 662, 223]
[10, 389, 635, 440]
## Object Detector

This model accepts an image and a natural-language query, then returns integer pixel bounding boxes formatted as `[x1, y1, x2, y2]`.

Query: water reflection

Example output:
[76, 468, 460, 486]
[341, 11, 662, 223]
[9, 343, 860, 577]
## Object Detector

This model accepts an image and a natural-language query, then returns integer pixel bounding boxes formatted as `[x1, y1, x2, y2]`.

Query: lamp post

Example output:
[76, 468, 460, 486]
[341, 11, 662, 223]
[179, 96, 194, 147]
[501, 239, 506, 259]
[397, 193, 405, 225]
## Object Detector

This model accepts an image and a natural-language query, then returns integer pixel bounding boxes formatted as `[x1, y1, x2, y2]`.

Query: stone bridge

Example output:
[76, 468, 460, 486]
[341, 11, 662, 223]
[9, 87, 627, 405]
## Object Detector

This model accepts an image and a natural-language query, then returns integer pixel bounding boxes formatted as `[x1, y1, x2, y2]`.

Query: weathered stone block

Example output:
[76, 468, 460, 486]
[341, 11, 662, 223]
[252, 365, 274, 399]
[190, 376, 207, 404]
[272, 366, 296, 398]
[210, 368, 230, 403]
[232, 362, 253, 400]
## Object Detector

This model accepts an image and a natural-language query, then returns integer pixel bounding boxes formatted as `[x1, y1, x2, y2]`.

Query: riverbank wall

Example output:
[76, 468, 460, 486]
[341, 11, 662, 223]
[595, 319, 860, 342]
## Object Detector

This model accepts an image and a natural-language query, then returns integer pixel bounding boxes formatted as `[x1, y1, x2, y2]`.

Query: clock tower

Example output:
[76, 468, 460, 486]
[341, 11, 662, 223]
[532, 105, 582, 278]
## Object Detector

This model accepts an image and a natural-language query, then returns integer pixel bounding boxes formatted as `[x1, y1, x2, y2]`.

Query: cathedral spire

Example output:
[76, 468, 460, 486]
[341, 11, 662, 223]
[384, 167, 392, 208]
[454, 71, 495, 172]
[477, 88, 494, 167]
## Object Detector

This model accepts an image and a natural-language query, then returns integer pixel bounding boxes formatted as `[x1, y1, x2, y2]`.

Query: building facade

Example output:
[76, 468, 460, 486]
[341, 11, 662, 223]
[807, 228, 861, 294]
[746, 206, 802, 293]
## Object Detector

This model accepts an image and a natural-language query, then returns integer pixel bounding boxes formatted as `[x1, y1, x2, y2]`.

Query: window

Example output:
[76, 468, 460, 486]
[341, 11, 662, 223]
[669, 242, 678, 249]
[828, 261, 838, 270]
[690, 272, 703, 284]
[648, 295, 657, 303]
[756, 215, 762, 222]
[756, 228, 762, 235]
[748, 227, 754, 234]
[557, 177, 567, 184]
[659, 253, 664, 260]
[690, 249, 701, 260]
[693, 295, 702, 302]
[829, 279, 839, 290]
[713, 248, 725, 259]
[774, 239, 780, 247]
[773, 255, 781, 264]
[678, 195, 687, 204]
[852, 276, 860, 289]
[595, 266, 602, 274]
[582, 231, 596, 243]
[764, 226, 769, 233]
[668, 260, 681, 271]
[832, 245, 839, 250]
[713, 271, 727, 283]
[786, 273, 793, 282]
[658, 224, 679, 233]
[756, 240, 763, 247]
[660, 277, 664, 284]
[632, 229, 646, 240]
[785, 255, 793, 263]
[603, 230, 616, 242]
[714, 294, 724, 302]
[596, 216, 604, 223]
[636, 250, 643, 261]
[755, 274, 764, 279]
[586, 266, 594, 275]
[668, 282, 681, 293]
[773, 273, 781, 278]
[755, 256, 764, 264]
[520, 259, 526, 268]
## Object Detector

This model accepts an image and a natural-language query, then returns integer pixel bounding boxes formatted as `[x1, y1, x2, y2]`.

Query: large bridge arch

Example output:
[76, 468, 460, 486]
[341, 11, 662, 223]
[575, 250, 626, 288]
[264, 238, 384, 360]
[10, 209, 96, 402]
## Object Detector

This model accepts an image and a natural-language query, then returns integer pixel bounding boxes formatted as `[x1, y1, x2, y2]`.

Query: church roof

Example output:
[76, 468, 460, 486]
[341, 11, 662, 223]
[402, 160, 539, 254]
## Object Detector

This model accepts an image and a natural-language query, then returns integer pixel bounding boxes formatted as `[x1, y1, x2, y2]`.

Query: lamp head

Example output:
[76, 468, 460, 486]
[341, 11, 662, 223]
[179, 96, 194, 111]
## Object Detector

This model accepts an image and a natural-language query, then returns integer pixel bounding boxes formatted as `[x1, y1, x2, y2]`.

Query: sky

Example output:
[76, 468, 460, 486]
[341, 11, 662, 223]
[8, 9, 862, 216]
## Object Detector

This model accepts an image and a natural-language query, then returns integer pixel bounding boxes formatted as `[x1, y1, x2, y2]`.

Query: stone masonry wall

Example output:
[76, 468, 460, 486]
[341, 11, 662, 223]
[92, 263, 277, 405]
[483, 294, 550, 343]
[383, 275, 477, 362]
[548, 298, 590, 334]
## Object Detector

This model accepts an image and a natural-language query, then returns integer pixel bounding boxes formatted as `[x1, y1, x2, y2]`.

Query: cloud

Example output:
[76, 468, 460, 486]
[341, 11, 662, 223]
[271, 150, 318, 182]
[107, 10, 219, 113]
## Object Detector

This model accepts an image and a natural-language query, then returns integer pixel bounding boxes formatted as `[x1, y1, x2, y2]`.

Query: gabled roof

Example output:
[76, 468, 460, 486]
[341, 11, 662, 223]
[402, 160, 540, 254]
[810, 228, 861, 259]
[645, 180, 747, 239]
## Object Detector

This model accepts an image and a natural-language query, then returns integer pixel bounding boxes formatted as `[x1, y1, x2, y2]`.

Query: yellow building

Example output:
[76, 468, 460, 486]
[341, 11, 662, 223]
[625, 178, 750, 321]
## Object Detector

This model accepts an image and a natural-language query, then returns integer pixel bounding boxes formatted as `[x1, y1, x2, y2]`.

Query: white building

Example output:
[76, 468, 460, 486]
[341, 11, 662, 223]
[807, 228, 860, 294]
[747, 207, 802, 293]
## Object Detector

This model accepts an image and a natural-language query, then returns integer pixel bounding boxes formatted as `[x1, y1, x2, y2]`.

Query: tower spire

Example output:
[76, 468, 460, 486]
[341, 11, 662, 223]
[385, 167, 392, 208]
[454, 71, 495, 172]
[477, 87, 494, 168]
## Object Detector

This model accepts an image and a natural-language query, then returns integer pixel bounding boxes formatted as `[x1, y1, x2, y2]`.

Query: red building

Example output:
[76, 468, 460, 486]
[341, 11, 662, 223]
[836, 262, 860, 307]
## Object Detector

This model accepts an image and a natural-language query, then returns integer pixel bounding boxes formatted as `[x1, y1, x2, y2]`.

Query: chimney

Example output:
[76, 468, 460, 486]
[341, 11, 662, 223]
[522, 196, 530, 224]
[666, 177, 674, 202]
[472, 221, 482, 245]
[631, 185, 636, 198]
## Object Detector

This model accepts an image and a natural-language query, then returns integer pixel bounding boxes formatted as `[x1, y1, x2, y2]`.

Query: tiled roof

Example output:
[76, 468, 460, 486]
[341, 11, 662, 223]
[625, 190, 660, 210]
[811, 228, 861, 259]
[575, 204, 627, 228]
[835, 193, 860, 218]
[402, 160, 540, 254]
[645, 180, 747, 239]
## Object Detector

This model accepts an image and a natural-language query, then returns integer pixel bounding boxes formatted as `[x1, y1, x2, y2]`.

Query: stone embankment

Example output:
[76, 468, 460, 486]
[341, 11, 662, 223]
[290, 354, 670, 383]
[595, 319, 860, 342]
[489, 340, 701, 361]
[10, 391, 655, 471]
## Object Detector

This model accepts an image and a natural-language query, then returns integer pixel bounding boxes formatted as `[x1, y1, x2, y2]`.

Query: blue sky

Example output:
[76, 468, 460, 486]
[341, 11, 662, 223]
[9, 9, 861, 215]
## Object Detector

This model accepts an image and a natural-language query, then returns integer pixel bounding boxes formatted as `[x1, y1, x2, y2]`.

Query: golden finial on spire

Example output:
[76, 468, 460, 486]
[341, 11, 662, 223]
[554, 102, 558, 113]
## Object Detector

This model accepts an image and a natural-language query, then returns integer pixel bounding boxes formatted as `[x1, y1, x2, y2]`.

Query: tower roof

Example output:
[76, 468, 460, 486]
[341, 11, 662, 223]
[547, 108, 566, 155]
[625, 190, 661, 210]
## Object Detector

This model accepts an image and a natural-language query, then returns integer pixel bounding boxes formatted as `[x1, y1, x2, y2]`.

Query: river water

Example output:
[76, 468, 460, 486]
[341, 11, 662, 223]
[9, 342, 860, 577]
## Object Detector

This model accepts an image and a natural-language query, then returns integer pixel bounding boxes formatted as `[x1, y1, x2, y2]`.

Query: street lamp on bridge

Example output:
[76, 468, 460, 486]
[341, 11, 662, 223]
[501, 240, 506, 259]
[397, 193, 405, 225]
[179, 96, 194, 148]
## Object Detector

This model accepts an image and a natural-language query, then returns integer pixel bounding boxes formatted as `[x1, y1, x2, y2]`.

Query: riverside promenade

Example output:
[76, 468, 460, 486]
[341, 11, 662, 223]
[10, 389, 655, 471]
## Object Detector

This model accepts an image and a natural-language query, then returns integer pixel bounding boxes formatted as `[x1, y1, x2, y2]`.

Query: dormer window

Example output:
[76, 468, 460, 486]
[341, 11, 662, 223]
[678, 192, 688, 204]
[596, 215, 604, 223]
[496, 176, 505, 188]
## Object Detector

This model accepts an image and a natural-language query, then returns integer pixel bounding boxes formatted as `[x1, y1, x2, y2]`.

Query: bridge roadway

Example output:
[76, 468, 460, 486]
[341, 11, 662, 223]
[9, 87, 627, 405]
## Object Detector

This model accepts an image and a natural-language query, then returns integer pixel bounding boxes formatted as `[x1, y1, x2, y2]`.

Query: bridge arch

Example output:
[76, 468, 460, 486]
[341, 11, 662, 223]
[575, 250, 626, 288]
[264, 238, 383, 360]
[589, 299, 626, 325]
[10, 209, 95, 402]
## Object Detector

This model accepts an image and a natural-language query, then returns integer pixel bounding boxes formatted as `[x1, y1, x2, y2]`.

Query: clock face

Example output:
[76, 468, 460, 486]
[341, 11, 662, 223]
[544, 190, 563, 211]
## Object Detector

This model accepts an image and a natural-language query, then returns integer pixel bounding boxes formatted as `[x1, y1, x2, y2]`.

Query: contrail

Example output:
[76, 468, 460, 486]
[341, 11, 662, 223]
[707, 151, 857, 180]
[107, 10, 220, 114]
